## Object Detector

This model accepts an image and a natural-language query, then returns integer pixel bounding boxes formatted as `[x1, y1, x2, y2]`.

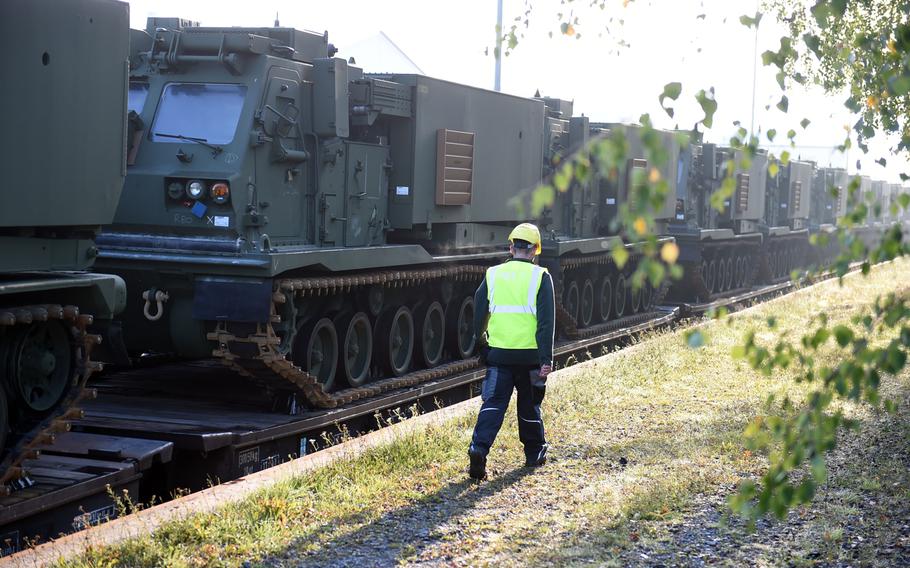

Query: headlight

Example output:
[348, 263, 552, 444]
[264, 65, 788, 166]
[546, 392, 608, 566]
[186, 180, 205, 200]
[210, 182, 230, 204]
[167, 181, 185, 200]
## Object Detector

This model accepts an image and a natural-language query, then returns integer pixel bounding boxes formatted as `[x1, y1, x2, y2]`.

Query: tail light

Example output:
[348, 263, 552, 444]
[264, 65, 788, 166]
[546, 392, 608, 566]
[210, 182, 230, 204]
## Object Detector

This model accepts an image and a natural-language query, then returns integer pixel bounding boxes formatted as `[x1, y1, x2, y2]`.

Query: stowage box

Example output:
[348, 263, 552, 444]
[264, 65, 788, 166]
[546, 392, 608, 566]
[372, 75, 546, 230]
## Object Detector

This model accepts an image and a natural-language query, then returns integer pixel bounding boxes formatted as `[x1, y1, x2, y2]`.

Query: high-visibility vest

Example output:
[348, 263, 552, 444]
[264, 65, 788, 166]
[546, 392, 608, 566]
[485, 261, 547, 350]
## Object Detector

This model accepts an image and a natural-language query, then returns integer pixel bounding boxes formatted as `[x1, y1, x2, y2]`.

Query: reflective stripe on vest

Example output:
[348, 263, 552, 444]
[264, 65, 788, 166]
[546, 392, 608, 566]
[485, 261, 547, 350]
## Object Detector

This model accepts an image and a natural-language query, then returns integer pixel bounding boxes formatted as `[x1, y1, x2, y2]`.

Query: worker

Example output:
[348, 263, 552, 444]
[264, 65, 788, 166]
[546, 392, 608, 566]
[468, 222, 555, 480]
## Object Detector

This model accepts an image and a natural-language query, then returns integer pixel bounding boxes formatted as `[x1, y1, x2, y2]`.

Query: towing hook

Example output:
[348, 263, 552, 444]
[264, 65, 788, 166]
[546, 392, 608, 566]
[142, 289, 170, 322]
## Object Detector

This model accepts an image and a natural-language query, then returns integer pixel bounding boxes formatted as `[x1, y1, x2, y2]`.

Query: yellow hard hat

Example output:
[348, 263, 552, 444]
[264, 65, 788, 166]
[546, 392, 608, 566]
[508, 223, 542, 255]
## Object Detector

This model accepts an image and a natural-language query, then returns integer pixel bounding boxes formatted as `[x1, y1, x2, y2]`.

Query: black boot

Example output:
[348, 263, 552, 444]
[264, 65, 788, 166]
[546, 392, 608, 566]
[468, 450, 487, 480]
[525, 444, 548, 467]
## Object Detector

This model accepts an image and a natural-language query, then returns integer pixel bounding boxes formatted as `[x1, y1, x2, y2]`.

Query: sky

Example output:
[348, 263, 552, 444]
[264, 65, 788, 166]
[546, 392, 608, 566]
[125, 0, 908, 183]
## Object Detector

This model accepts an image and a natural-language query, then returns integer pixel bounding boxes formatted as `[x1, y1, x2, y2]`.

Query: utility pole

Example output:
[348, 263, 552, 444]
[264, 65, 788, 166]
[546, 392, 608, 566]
[749, 0, 759, 136]
[495, 0, 503, 91]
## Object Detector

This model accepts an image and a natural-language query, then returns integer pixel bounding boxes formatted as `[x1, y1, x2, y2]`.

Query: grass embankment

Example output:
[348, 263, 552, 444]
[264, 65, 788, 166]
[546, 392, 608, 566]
[57, 261, 910, 567]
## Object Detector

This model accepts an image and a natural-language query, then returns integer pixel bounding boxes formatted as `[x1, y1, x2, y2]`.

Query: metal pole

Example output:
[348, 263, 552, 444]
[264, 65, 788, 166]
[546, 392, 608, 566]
[749, 0, 760, 136]
[495, 0, 503, 91]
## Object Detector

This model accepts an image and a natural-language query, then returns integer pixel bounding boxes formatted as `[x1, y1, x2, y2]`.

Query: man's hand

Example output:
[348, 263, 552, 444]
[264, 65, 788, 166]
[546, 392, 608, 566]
[539, 364, 552, 378]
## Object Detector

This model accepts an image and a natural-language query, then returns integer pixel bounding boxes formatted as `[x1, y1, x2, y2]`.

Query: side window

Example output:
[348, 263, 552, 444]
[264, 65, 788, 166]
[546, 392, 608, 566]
[128, 82, 149, 114]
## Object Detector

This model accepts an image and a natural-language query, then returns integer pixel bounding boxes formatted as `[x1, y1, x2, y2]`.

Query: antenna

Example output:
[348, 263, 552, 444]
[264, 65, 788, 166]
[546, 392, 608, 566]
[274, 12, 280, 27]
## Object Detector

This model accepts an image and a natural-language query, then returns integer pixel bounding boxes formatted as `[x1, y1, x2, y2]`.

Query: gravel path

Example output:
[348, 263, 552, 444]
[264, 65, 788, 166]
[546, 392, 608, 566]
[616, 396, 910, 568]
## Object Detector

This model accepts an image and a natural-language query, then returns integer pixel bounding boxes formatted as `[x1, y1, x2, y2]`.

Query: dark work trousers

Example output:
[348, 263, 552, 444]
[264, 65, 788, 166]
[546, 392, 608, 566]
[469, 364, 547, 462]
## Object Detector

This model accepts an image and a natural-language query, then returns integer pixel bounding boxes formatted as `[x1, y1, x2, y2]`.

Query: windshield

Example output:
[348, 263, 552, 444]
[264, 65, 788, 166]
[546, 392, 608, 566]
[151, 83, 247, 145]
[128, 82, 149, 113]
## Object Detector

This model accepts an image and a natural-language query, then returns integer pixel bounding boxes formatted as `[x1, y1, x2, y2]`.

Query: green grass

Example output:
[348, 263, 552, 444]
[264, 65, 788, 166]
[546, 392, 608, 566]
[55, 261, 910, 567]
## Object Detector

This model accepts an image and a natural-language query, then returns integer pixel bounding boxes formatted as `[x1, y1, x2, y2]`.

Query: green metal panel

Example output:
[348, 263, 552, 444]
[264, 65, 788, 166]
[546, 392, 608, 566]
[0, 238, 97, 273]
[343, 143, 389, 247]
[0, 273, 126, 320]
[0, 0, 128, 229]
[788, 161, 814, 221]
[376, 75, 545, 229]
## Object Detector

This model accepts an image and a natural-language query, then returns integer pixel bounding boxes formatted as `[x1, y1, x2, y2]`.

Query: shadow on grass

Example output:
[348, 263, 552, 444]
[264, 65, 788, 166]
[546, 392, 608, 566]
[256, 464, 535, 567]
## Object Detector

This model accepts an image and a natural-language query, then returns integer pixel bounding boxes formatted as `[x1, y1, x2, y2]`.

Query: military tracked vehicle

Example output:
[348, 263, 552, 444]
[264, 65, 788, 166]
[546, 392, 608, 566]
[809, 166, 850, 266]
[0, 0, 129, 490]
[666, 144, 770, 302]
[97, 19, 678, 410]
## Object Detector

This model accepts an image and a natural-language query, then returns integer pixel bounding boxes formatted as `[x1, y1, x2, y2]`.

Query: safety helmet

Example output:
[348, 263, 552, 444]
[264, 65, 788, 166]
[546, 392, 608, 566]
[508, 223, 542, 255]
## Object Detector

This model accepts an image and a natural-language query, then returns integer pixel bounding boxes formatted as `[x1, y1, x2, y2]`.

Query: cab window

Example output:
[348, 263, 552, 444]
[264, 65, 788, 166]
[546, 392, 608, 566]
[151, 83, 247, 145]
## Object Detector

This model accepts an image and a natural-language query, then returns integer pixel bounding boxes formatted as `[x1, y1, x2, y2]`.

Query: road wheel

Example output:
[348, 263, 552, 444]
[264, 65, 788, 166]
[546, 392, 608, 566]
[416, 301, 445, 368]
[596, 276, 613, 323]
[446, 296, 475, 360]
[4, 322, 74, 415]
[579, 279, 595, 327]
[564, 280, 580, 323]
[614, 274, 628, 319]
[335, 312, 372, 388]
[378, 306, 414, 377]
[293, 318, 338, 391]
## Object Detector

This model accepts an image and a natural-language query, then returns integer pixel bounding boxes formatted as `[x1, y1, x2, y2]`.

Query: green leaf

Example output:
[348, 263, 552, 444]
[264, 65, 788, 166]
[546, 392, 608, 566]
[739, 12, 763, 28]
[768, 161, 779, 178]
[767, 129, 777, 142]
[553, 165, 571, 193]
[611, 245, 629, 269]
[833, 325, 854, 347]
[889, 75, 910, 96]
[659, 82, 682, 118]
[685, 329, 706, 349]
[660, 81, 682, 103]
[811, 455, 827, 483]
[800, 118, 811, 129]
[695, 89, 718, 128]
[777, 95, 789, 112]
[787, 129, 797, 140]
[780, 150, 791, 165]
[803, 33, 822, 58]
[530, 184, 555, 216]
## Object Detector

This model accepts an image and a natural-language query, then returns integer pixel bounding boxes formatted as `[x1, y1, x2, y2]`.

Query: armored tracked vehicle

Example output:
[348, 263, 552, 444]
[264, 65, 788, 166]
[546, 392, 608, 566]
[666, 144, 769, 302]
[0, 0, 129, 490]
[98, 19, 676, 410]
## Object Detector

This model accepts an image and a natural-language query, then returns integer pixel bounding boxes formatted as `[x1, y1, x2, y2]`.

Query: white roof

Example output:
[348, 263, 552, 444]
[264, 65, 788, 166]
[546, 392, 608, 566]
[342, 31, 424, 74]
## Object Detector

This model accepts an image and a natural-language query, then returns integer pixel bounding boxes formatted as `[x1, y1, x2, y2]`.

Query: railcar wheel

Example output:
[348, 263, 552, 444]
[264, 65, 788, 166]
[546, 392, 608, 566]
[564, 281, 580, 322]
[735, 256, 744, 288]
[378, 306, 414, 377]
[335, 312, 372, 387]
[579, 279, 595, 327]
[416, 301, 445, 368]
[446, 296, 475, 360]
[4, 322, 73, 415]
[706, 260, 717, 293]
[613, 274, 628, 319]
[724, 257, 734, 291]
[597, 276, 613, 323]
[293, 318, 339, 391]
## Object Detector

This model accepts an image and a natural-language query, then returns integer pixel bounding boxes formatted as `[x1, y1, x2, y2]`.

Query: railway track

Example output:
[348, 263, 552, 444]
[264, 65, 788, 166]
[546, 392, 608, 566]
[0, 273, 842, 556]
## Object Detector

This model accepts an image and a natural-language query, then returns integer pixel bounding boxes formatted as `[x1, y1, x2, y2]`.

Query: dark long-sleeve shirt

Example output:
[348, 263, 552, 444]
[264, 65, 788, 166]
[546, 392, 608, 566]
[473, 258, 555, 367]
